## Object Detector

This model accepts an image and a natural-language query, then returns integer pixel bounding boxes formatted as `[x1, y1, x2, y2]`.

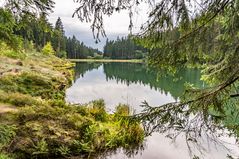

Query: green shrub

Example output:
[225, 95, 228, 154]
[92, 53, 103, 59]
[115, 104, 130, 116]
[89, 99, 107, 121]
[41, 42, 55, 55]
[56, 145, 70, 156]
[0, 42, 26, 59]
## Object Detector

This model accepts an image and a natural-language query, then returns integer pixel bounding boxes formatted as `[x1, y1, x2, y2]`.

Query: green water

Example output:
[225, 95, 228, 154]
[67, 62, 204, 110]
[66, 62, 238, 159]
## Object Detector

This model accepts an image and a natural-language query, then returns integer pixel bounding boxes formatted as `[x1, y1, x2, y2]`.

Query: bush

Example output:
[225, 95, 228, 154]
[89, 99, 107, 121]
[115, 104, 130, 116]
[41, 42, 55, 55]
[0, 42, 26, 59]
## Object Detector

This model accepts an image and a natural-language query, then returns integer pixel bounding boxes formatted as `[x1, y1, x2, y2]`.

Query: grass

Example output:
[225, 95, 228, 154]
[69, 58, 144, 63]
[0, 48, 144, 158]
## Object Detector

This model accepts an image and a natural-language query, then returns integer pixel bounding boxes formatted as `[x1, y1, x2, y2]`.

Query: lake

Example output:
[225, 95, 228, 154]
[66, 62, 239, 159]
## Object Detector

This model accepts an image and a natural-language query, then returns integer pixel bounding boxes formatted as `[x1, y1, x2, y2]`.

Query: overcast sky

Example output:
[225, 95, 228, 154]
[48, 0, 148, 51]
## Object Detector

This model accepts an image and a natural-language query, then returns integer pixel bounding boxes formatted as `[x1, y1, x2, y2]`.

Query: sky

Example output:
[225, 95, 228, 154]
[48, 0, 149, 51]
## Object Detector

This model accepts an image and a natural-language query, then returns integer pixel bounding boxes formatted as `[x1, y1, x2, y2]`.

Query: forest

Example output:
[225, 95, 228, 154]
[1, 8, 101, 59]
[103, 37, 148, 59]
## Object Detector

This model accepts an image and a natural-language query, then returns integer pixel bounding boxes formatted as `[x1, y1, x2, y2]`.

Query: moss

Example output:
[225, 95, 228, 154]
[0, 91, 44, 107]
[0, 72, 66, 100]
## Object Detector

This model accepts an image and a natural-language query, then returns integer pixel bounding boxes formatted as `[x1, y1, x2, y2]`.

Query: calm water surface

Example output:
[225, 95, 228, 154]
[66, 62, 239, 159]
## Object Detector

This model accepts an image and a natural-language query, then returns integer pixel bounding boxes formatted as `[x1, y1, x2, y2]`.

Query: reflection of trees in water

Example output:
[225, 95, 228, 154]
[74, 62, 102, 80]
[103, 62, 204, 100]
[74, 62, 204, 100]
[95, 143, 145, 159]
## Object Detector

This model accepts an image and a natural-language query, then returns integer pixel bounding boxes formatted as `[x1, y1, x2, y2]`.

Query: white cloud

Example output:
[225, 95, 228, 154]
[49, 0, 149, 50]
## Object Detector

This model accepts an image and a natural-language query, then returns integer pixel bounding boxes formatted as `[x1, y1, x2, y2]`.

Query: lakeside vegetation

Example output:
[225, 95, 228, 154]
[0, 49, 144, 158]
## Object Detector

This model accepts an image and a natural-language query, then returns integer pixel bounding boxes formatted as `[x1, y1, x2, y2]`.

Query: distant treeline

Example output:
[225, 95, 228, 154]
[66, 35, 101, 59]
[12, 13, 101, 58]
[103, 37, 148, 59]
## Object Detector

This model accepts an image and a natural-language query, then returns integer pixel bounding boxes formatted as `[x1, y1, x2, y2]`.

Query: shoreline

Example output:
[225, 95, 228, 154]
[69, 58, 144, 63]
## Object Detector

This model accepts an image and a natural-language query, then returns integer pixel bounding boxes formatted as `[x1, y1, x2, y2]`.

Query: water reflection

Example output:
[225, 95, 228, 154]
[103, 62, 204, 100]
[69, 62, 204, 106]
[66, 62, 239, 159]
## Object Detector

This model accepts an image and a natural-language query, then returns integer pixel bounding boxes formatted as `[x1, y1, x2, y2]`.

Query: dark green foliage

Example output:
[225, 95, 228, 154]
[51, 17, 66, 57]
[66, 35, 102, 59]
[0, 8, 22, 49]
[14, 13, 53, 50]
[4, 0, 55, 16]
[103, 37, 148, 59]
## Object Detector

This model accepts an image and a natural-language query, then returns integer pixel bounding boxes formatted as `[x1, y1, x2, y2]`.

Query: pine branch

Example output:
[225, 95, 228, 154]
[230, 94, 239, 98]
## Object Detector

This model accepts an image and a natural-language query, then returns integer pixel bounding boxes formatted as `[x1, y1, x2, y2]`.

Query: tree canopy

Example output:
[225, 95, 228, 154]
[103, 36, 148, 59]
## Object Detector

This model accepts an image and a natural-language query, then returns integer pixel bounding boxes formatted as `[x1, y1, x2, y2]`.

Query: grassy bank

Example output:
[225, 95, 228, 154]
[69, 58, 144, 63]
[0, 50, 144, 158]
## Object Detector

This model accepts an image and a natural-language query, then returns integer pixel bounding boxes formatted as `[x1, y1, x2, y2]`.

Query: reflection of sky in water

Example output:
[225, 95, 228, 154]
[66, 63, 239, 159]
[108, 133, 239, 159]
[66, 65, 175, 112]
